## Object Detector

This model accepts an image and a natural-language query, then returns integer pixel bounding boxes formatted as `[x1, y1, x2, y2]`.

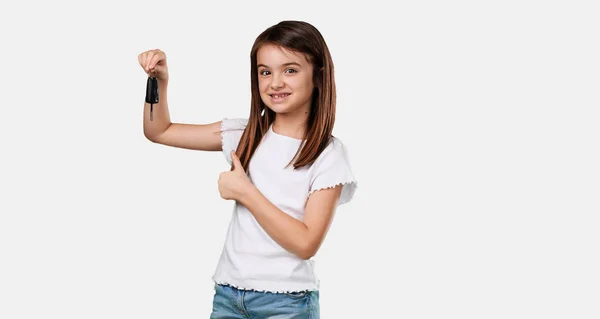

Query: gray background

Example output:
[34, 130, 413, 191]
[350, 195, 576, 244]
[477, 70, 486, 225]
[1, 0, 598, 318]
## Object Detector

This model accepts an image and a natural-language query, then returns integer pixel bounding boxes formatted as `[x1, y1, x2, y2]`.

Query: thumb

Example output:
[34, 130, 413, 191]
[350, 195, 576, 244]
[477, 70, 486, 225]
[230, 151, 244, 171]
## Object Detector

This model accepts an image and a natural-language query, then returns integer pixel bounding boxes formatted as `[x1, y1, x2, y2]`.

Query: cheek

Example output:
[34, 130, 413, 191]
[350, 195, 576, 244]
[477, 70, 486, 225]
[296, 77, 314, 93]
[258, 79, 267, 92]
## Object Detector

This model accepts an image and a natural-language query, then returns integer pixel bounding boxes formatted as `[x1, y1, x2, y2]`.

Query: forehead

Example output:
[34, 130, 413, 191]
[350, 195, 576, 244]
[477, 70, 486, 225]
[257, 43, 310, 66]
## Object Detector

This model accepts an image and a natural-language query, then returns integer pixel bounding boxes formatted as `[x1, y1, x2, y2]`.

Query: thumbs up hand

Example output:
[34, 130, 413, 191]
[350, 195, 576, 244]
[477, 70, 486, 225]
[218, 151, 254, 201]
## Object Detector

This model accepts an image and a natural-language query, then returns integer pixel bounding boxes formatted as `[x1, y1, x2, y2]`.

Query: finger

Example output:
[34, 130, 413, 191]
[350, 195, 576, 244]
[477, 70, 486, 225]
[139, 55, 149, 75]
[230, 151, 243, 170]
[146, 49, 160, 71]
[148, 50, 163, 71]
[146, 50, 157, 71]
[139, 52, 147, 71]
[141, 52, 150, 72]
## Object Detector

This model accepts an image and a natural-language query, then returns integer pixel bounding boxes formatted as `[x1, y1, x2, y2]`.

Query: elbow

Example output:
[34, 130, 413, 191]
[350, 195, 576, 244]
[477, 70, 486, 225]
[143, 129, 155, 142]
[297, 244, 318, 260]
[144, 132, 155, 143]
[144, 123, 171, 143]
[297, 251, 314, 261]
[144, 131, 160, 143]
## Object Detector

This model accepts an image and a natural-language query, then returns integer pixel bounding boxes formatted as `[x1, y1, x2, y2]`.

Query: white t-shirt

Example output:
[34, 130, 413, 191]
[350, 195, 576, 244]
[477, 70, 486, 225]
[211, 117, 358, 293]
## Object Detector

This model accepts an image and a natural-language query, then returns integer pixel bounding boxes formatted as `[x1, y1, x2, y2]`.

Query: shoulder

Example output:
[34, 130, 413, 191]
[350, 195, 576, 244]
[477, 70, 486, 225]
[308, 135, 358, 206]
[221, 117, 248, 131]
[221, 117, 249, 165]
[314, 136, 351, 163]
[310, 136, 354, 174]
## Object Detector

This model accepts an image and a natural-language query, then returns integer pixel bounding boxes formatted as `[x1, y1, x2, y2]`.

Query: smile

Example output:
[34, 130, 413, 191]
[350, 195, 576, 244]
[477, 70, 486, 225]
[270, 93, 291, 101]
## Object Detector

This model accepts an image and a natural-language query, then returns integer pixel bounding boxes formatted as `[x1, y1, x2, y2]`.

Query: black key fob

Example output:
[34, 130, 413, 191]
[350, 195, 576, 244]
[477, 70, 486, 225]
[145, 75, 159, 121]
[145, 76, 159, 104]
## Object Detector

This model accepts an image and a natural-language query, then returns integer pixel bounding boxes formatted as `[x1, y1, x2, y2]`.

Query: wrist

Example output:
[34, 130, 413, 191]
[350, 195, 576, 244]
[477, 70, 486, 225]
[238, 182, 257, 206]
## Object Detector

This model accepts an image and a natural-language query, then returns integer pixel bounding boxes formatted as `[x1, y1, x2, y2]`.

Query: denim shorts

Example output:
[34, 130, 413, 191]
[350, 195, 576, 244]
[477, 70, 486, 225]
[210, 283, 320, 319]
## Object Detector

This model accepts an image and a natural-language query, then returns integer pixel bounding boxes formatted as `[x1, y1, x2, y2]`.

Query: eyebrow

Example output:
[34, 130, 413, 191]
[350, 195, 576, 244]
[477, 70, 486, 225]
[257, 62, 302, 69]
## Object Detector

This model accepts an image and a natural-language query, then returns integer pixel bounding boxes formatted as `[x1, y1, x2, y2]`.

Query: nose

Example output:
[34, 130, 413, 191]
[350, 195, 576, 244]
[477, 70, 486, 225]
[270, 73, 284, 90]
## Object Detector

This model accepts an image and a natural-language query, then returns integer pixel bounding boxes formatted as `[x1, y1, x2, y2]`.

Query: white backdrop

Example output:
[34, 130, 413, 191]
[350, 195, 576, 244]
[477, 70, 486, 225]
[1, 0, 598, 318]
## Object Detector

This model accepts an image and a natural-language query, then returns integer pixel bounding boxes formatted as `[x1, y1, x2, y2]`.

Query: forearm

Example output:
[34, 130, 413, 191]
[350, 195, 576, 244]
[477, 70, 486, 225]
[239, 185, 313, 259]
[143, 79, 172, 141]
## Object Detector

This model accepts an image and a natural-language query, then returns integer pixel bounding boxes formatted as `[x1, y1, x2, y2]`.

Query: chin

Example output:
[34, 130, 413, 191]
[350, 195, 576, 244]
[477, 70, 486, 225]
[266, 105, 291, 114]
[263, 101, 290, 114]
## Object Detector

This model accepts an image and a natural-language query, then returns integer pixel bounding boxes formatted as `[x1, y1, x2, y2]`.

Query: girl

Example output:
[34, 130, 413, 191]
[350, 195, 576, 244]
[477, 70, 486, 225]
[138, 20, 357, 319]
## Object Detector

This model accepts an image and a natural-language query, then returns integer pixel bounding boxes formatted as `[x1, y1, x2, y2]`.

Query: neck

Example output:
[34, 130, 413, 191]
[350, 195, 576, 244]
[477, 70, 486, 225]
[272, 104, 310, 140]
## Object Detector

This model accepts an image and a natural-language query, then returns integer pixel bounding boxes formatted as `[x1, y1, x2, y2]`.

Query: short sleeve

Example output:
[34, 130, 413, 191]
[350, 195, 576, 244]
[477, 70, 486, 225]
[221, 118, 248, 165]
[308, 138, 358, 206]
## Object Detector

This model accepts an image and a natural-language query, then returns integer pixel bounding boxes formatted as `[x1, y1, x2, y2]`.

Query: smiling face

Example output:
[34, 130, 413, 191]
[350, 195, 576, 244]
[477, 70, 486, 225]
[257, 43, 315, 116]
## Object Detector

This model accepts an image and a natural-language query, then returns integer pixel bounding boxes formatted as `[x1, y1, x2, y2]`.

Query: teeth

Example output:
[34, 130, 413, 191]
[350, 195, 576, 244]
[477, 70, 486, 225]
[272, 94, 289, 98]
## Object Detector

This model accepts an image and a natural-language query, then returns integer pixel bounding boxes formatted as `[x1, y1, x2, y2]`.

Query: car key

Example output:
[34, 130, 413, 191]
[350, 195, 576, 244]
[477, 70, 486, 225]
[145, 71, 159, 121]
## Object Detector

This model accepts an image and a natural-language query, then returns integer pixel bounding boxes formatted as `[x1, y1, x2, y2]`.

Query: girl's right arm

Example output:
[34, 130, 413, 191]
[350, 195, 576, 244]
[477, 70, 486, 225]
[139, 49, 222, 152]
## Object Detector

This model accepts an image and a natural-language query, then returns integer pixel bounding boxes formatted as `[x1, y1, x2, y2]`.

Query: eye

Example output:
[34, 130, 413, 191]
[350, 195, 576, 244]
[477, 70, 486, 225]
[259, 69, 270, 76]
[285, 68, 297, 74]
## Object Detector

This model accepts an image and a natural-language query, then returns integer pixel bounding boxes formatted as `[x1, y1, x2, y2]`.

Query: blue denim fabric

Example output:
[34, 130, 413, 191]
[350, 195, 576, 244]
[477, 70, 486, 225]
[210, 283, 320, 319]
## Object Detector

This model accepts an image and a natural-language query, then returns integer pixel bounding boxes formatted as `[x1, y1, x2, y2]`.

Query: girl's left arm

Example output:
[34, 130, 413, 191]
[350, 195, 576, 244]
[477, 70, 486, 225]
[240, 183, 342, 260]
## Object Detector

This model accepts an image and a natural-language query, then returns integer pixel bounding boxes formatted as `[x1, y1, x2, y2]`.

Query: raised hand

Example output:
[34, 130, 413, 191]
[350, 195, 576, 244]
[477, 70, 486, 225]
[137, 48, 169, 81]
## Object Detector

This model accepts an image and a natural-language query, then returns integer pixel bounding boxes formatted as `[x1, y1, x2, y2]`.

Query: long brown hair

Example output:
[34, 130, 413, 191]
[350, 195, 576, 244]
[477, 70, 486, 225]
[227, 20, 336, 171]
